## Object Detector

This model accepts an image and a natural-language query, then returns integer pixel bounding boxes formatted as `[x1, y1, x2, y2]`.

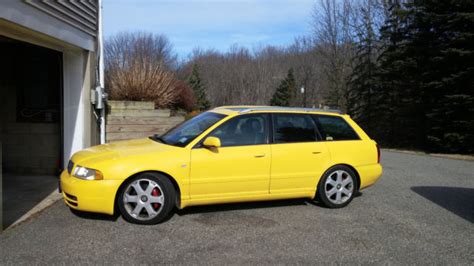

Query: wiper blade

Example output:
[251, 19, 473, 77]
[150, 134, 167, 144]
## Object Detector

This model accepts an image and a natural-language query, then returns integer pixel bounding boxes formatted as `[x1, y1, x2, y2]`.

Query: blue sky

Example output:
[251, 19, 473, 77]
[103, 0, 314, 59]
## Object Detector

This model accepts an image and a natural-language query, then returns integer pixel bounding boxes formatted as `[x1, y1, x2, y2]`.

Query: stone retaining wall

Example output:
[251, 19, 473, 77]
[106, 101, 185, 142]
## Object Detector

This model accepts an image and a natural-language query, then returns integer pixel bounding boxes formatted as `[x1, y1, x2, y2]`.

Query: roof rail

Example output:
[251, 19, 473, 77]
[238, 106, 344, 114]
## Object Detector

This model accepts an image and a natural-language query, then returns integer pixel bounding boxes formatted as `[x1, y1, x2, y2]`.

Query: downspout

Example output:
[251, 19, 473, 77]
[96, 0, 106, 144]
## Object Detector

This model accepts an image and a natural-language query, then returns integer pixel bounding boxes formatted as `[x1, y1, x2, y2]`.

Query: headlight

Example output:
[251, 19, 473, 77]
[73, 165, 103, 180]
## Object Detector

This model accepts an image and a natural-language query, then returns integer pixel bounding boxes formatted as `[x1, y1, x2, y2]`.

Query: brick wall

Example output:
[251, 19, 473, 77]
[106, 101, 185, 142]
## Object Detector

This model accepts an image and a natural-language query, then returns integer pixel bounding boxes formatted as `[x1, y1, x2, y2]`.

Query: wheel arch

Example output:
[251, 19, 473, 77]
[114, 170, 182, 214]
[340, 164, 361, 191]
[318, 163, 361, 192]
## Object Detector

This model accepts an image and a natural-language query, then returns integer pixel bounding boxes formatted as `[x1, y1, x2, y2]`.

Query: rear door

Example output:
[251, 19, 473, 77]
[269, 113, 330, 194]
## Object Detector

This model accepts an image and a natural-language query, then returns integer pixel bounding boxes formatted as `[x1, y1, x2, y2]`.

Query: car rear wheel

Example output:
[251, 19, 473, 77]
[317, 165, 357, 208]
[117, 173, 175, 224]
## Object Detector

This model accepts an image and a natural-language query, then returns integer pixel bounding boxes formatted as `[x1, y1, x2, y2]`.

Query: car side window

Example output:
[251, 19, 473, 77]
[312, 115, 360, 141]
[273, 114, 317, 143]
[208, 114, 268, 147]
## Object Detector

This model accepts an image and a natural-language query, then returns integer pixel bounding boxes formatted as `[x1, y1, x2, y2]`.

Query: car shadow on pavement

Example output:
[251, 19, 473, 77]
[177, 191, 365, 216]
[176, 199, 309, 216]
[69, 208, 120, 222]
[411, 186, 474, 223]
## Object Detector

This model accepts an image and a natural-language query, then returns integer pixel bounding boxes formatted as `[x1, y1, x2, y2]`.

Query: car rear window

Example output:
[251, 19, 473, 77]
[312, 115, 360, 141]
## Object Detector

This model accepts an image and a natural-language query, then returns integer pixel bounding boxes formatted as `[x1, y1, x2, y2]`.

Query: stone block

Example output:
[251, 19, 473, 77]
[4, 123, 29, 134]
[107, 101, 154, 111]
[29, 123, 60, 134]
[108, 109, 171, 117]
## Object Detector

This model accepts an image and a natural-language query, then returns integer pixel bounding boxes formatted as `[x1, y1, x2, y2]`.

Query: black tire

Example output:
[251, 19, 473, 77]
[316, 165, 358, 208]
[117, 172, 175, 225]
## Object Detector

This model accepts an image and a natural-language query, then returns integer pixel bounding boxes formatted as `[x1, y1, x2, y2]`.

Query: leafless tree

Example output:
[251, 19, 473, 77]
[178, 44, 322, 107]
[311, 0, 356, 111]
[105, 32, 179, 108]
[103, 1, 391, 112]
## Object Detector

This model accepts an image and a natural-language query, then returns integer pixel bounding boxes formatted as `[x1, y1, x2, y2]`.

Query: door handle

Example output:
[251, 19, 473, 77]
[312, 151, 321, 154]
[254, 154, 266, 158]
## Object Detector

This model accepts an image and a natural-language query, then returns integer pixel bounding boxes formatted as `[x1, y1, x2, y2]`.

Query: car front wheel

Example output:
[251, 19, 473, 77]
[317, 166, 357, 208]
[117, 173, 175, 224]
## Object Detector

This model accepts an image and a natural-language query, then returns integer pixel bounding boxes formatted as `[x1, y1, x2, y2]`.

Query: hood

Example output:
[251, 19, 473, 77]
[71, 138, 173, 167]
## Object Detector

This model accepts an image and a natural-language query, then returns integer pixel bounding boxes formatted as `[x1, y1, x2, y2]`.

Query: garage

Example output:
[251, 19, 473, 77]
[0, 36, 63, 228]
[0, 0, 103, 230]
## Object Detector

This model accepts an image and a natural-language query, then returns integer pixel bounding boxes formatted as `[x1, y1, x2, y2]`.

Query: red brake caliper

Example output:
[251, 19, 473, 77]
[151, 188, 160, 209]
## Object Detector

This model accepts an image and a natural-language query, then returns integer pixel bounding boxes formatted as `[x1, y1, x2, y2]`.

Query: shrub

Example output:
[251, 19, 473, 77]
[105, 32, 178, 108]
[174, 80, 196, 112]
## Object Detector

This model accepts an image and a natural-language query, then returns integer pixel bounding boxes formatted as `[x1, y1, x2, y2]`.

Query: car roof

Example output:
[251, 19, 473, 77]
[212, 105, 344, 116]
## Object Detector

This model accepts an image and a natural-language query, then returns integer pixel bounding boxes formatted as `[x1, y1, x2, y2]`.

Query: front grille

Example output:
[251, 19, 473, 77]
[66, 199, 78, 207]
[65, 193, 77, 201]
[67, 160, 74, 174]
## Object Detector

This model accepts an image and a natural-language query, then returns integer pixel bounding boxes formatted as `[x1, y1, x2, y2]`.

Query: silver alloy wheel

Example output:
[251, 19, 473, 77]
[123, 178, 165, 221]
[324, 170, 354, 205]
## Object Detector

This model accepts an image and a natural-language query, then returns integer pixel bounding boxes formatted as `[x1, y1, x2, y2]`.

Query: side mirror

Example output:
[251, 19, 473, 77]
[203, 136, 221, 148]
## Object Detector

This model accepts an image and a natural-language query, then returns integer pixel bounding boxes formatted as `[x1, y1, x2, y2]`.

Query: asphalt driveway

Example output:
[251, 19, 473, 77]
[1, 151, 473, 264]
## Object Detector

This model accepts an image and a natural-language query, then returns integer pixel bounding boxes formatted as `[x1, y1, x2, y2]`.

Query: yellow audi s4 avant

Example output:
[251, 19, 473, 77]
[60, 106, 382, 224]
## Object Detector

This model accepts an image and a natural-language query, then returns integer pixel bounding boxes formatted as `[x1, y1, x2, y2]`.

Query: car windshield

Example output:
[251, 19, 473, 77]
[156, 112, 226, 147]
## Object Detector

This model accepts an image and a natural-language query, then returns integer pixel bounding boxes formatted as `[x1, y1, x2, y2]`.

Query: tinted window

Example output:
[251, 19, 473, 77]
[273, 114, 317, 143]
[161, 112, 226, 147]
[313, 115, 359, 141]
[208, 114, 268, 147]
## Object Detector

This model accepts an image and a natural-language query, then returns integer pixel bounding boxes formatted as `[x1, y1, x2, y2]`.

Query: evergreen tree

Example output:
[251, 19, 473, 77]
[187, 64, 210, 111]
[374, 1, 413, 147]
[410, 0, 474, 153]
[375, 0, 474, 153]
[270, 68, 296, 106]
[347, 2, 379, 136]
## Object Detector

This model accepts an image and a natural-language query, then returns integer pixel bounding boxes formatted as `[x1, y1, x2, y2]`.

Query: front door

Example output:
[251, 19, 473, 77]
[190, 113, 271, 199]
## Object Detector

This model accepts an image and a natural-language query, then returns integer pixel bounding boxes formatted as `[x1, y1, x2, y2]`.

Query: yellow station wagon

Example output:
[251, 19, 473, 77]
[60, 106, 382, 224]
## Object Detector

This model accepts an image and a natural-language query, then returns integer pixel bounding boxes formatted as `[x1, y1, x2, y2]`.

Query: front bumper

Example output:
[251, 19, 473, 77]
[60, 170, 122, 215]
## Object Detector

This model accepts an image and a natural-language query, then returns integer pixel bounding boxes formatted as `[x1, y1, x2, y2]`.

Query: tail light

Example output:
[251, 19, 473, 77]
[376, 144, 380, 163]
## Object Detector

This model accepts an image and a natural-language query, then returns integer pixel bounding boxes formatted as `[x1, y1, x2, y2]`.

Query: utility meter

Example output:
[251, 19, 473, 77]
[91, 86, 107, 109]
